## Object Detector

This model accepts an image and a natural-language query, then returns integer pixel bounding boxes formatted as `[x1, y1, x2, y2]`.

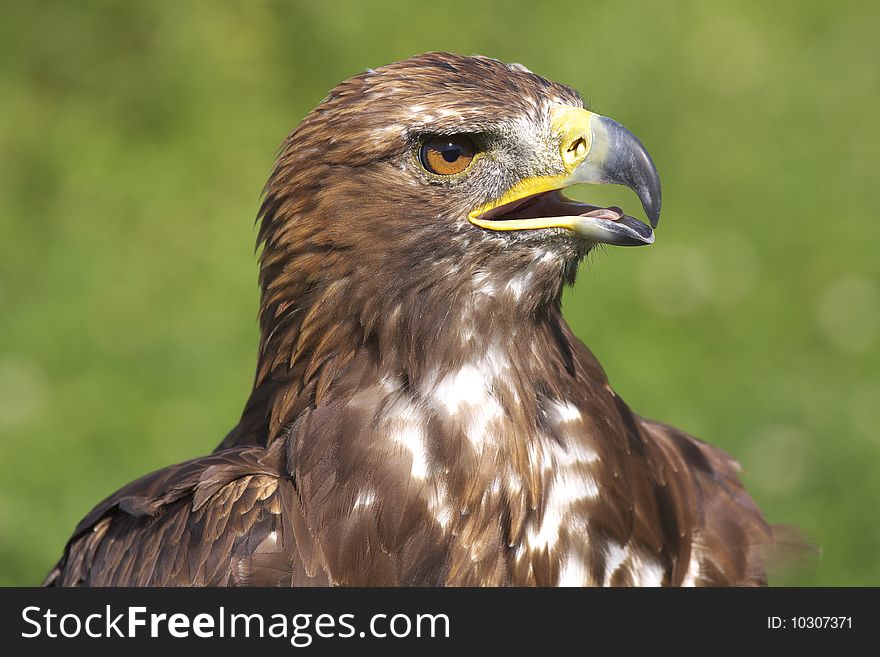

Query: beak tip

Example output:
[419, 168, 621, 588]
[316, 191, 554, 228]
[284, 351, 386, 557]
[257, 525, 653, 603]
[641, 159, 662, 229]
[647, 200, 661, 228]
[636, 182, 661, 228]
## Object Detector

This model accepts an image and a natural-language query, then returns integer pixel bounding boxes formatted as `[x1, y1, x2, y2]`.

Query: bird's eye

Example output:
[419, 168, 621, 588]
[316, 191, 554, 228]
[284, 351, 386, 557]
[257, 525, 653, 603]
[419, 135, 476, 175]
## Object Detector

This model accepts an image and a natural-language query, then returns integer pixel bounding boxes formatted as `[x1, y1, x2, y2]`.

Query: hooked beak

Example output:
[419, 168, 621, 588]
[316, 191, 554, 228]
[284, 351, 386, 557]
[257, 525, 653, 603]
[467, 106, 662, 246]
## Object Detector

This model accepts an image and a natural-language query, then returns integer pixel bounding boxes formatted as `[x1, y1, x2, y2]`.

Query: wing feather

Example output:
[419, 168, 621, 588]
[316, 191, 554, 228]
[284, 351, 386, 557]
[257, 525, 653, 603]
[43, 442, 326, 587]
[639, 418, 776, 586]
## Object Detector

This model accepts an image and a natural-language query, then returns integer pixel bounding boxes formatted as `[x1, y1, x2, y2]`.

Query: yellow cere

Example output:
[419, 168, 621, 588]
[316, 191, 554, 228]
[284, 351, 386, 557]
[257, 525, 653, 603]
[467, 106, 597, 233]
[550, 106, 596, 173]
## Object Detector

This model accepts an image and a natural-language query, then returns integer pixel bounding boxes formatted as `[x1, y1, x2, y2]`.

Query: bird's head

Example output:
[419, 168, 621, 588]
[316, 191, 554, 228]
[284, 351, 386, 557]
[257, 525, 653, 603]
[261, 52, 659, 288]
[248, 52, 662, 434]
[257, 52, 661, 364]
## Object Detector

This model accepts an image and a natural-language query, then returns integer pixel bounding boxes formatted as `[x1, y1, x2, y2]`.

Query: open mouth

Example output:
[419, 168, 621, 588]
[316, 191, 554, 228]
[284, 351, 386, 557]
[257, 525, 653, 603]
[471, 189, 655, 246]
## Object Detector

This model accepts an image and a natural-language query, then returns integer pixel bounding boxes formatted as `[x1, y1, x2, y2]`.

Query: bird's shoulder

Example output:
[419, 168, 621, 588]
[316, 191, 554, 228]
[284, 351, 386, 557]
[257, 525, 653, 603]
[634, 415, 776, 585]
[562, 326, 776, 585]
[44, 442, 328, 586]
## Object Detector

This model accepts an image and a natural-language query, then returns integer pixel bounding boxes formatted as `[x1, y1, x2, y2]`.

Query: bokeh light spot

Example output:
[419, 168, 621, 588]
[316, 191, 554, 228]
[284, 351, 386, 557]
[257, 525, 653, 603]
[745, 425, 812, 495]
[0, 356, 49, 430]
[638, 244, 713, 316]
[815, 275, 880, 353]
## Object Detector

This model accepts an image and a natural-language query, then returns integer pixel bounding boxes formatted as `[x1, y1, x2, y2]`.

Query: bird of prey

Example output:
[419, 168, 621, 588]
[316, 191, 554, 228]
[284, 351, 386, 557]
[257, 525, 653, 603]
[45, 52, 775, 587]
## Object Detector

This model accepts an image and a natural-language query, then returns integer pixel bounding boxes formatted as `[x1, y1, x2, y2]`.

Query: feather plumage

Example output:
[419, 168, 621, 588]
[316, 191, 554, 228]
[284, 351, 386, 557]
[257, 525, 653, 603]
[46, 52, 780, 587]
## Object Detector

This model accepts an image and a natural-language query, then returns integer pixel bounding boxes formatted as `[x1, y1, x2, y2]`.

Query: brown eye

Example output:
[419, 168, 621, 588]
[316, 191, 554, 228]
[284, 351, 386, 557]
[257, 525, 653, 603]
[419, 135, 476, 175]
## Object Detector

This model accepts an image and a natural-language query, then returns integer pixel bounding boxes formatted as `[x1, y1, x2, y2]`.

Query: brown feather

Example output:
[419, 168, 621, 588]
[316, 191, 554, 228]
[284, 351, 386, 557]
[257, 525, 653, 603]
[46, 52, 787, 588]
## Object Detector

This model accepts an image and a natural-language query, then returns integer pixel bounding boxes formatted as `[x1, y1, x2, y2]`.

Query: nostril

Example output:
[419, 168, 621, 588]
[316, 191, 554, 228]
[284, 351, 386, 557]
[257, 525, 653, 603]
[567, 137, 587, 159]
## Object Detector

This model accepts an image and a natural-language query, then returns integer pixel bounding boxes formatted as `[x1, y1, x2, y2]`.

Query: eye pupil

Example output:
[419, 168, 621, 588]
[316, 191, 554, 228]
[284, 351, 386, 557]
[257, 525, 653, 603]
[440, 144, 461, 162]
[420, 135, 476, 175]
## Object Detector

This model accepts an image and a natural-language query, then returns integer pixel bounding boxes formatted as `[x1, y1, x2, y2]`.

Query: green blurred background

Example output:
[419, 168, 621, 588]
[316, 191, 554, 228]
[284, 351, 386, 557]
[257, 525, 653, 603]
[1, 0, 878, 586]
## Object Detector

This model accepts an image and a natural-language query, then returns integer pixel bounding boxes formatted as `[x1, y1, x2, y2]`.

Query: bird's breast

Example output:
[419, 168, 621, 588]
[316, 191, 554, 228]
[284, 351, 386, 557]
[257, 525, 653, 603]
[321, 360, 661, 586]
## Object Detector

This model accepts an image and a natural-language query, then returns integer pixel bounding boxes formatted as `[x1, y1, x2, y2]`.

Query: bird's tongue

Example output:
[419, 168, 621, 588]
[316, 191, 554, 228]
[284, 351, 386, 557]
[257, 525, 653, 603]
[476, 190, 654, 246]
[579, 206, 624, 222]
[484, 190, 624, 222]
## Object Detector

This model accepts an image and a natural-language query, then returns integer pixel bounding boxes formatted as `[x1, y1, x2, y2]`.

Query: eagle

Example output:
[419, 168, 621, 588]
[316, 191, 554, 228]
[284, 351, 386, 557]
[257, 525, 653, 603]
[45, 52, 776, 587]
